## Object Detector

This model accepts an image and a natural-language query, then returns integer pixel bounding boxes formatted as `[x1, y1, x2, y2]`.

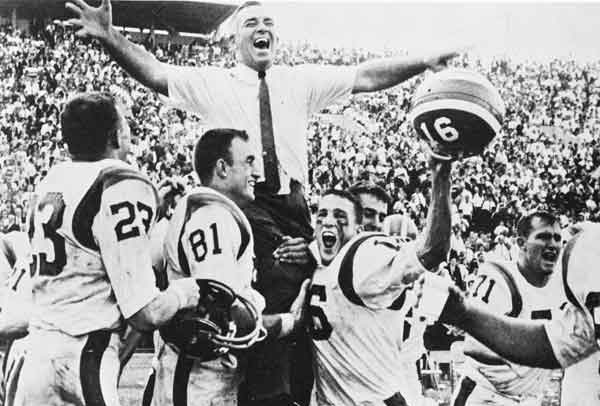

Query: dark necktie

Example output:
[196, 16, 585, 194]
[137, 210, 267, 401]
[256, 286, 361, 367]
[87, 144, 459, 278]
[258, 70, 281, 193]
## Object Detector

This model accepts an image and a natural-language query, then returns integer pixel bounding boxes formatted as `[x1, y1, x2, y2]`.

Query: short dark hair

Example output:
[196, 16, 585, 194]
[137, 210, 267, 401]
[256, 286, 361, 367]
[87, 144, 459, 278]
[320, 189, 363, 224]
[193, 128, 249, 185]
[232, 1, 263, 29]
[61, 92, 122, 156]
[348, 182, 392, 209]
[236, 1, 262, 13]
[516, 211, 559, 239]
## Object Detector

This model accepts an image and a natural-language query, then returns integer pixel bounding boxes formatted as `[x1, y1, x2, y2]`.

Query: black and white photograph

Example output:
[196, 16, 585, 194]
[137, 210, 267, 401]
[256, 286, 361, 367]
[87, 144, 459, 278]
[0, 0, 599, 405]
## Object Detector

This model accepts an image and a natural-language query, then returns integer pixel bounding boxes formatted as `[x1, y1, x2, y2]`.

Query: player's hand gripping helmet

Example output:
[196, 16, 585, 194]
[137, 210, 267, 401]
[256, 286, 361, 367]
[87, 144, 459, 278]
[160, 279, 266, 361]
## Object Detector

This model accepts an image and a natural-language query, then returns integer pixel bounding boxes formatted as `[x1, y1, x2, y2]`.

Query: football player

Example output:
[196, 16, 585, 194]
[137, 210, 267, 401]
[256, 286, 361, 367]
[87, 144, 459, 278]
[0, 232, 31, 339]
[308, 151, 453, 406]
[150, 128, 309, 406]
[419, 222, 600, 374]
[14, 92, 202, 406]
[0, 231, 33, 406]
[348, 182, 391, 232]
[453, 211, 564, 406]
[384, 213, 430, 406]
[560, 351, 600, 406]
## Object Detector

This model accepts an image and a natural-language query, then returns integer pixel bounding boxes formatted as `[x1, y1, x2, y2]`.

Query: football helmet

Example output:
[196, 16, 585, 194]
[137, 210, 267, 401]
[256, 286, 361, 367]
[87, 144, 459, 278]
[160, 279, 266, 361]
[409, 68, 505, 160]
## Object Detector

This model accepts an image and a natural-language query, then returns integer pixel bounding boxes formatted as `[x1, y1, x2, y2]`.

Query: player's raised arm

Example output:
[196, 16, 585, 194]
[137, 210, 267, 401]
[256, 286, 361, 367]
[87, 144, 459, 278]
[415, 155, 452, 271]
[352, 50, 459, 94]
[65, 0, 169, 95]
[433, 287, 562, 369]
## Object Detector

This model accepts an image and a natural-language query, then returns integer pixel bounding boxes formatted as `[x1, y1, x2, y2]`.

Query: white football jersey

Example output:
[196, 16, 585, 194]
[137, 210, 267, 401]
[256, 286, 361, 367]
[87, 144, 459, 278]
[395, 289, 429, 406]
[163, 187, 260, 304]
[545, 224, 600, 368]
[27, 159, 160, 335]
[309, 232, 427, 406]
[462, 260, 565, 401]
[153, 187, 262, 406]
[561, 350, 600, 406]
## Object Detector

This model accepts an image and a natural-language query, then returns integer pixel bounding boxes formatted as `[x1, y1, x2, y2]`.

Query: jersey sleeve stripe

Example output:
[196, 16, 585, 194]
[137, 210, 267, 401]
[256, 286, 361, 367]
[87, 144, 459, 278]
[338, 233, 400, 308]
[338, 234, 376, 307]
[387, 290, 407, 311]
[177, 197, 192, 277]
[176, 192, 252, 279]
[189, 194, 250, 260]
[562, 232, 585, 311]
[73, 166, 158, 252]
[485, 262, 522, 317]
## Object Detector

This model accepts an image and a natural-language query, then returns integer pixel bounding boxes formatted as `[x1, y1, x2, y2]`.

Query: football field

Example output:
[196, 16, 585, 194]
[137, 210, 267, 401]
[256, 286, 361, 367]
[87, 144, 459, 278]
[118, 353, 562, 406]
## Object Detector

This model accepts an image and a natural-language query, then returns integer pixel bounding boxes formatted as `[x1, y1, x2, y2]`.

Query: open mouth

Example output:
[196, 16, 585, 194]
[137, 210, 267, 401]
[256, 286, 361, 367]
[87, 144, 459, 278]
[321, 231, 338, 249]
[541, 250, 558, 262]
[253, 38, 270, 50]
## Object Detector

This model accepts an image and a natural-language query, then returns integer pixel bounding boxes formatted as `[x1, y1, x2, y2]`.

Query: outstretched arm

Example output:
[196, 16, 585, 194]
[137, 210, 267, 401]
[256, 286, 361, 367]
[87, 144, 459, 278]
[416, 157, 453, 270]
[352, 51, 459, 94]
[423, 282, 560, 368]
[65, 0, 168, 95]
[452, 298, 560, 368]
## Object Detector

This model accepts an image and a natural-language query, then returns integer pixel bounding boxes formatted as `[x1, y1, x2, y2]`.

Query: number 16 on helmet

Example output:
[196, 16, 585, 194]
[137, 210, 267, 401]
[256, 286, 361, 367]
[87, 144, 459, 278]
[408, 68, 506, 160]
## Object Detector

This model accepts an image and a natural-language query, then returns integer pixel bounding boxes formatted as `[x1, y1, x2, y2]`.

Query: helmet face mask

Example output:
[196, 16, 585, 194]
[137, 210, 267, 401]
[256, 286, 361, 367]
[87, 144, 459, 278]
[160, 279, 266, 361]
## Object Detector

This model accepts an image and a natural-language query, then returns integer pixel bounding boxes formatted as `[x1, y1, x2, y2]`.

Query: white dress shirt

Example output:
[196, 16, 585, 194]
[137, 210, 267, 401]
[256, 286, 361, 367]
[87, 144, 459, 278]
[166, 63, 357, 194]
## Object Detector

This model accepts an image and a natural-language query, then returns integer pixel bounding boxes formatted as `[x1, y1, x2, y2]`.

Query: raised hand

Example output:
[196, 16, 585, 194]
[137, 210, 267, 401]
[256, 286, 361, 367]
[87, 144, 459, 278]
[65, 0, 113, 39]
[426, 142, 461, 163]
[424, 50, 460, 72]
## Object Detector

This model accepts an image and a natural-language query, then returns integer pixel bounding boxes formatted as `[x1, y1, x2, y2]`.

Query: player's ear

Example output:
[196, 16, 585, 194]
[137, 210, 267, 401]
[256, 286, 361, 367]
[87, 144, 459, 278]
[215, 158, 228, 179]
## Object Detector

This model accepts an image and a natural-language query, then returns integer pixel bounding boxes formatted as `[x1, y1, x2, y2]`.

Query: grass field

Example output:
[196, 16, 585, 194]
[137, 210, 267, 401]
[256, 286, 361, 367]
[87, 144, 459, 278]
[118, 352, 562, 406]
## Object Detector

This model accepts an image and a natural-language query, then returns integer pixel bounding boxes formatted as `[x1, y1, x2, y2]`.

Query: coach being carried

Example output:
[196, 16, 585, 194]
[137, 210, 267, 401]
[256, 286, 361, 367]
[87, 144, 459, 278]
[65, 1, 458, 404]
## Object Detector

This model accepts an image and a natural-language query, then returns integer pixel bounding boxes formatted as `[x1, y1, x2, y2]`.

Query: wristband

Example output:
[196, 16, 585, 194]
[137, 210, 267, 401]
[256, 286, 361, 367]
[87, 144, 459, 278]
[278, 313, 295, 338]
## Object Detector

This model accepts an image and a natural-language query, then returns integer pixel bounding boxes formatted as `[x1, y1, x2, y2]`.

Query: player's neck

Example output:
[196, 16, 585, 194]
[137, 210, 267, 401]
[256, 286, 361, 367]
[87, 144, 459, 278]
[517, 260, 550, 288]
[210, 184, 248, 208]
[70, 150, 116, 162]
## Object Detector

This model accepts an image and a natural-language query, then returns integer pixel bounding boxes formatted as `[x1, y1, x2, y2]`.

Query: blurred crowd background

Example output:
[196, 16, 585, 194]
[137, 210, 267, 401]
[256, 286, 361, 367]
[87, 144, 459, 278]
[1, 22, 599, 293]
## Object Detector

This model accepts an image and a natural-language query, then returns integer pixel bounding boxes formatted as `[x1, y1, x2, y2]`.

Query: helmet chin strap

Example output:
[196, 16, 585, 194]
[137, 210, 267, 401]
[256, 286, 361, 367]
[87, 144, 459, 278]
[162, 278, 266, 363]
[210, 294, 267, 349]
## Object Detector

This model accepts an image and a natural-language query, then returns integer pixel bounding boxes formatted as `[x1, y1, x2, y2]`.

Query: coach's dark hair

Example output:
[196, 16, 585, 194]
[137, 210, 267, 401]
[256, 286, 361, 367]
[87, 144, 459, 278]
[348, 182, 392, 209]
[236, 1, 262, 13]
[193, 128, 249, 185]
[516, 210, 559, 239]
[61, 92, 121, 156]
[321, 189, 363, 224]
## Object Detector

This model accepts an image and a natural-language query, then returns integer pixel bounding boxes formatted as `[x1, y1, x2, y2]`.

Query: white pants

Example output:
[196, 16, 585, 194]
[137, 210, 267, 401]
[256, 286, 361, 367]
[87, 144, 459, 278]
[14, 329, 121, 406]
[561, 352, 600, 406]
[150, 342, 243, 406]
[2, 336, 29, 406]
[451, 377, 542, 406]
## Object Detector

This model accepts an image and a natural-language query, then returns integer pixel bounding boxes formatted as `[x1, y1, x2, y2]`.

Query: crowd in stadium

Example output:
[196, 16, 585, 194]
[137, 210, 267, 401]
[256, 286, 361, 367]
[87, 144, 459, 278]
[1, 21, 600, 288]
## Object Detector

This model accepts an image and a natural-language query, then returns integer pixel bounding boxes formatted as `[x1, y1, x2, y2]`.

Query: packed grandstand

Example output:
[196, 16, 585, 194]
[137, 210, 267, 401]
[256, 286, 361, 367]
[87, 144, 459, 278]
[2, 1, 598, 402]
[1, 21, 599, 279]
